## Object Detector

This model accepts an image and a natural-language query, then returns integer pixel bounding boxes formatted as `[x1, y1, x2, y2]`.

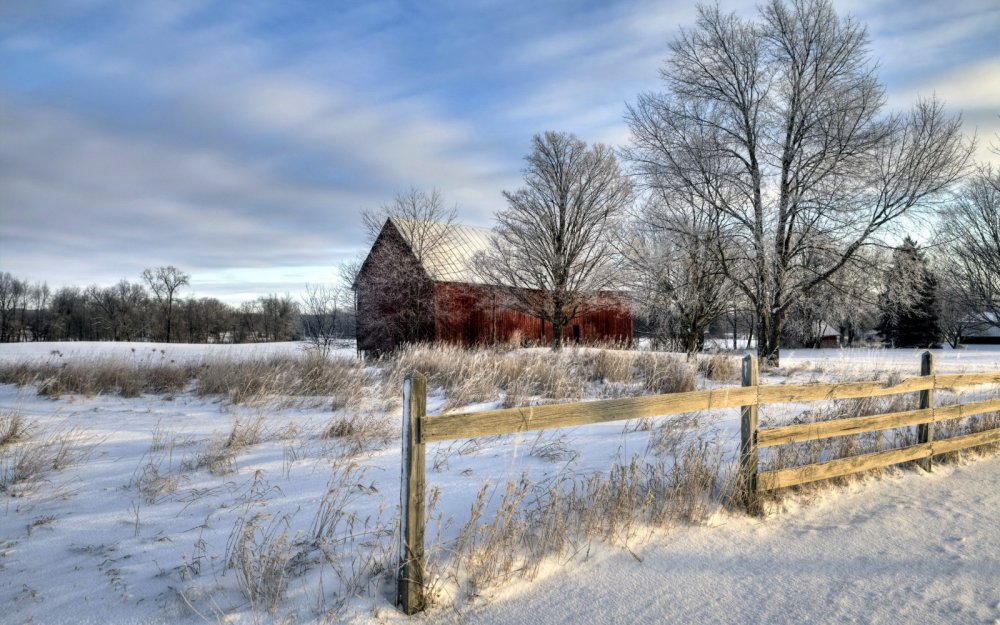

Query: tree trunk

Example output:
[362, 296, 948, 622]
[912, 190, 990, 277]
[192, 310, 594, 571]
[166, 299, 173, 343]
[756, 309, 783, 367]
[684, 325, 701, 357]
[552, 321, 563, 351]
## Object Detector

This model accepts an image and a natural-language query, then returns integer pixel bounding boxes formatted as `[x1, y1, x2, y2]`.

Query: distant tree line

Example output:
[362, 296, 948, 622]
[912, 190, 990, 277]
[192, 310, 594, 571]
[0, 266, 355, 345]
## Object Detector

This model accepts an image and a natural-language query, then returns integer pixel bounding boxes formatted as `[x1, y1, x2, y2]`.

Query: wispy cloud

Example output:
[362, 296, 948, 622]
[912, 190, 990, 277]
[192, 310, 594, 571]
[1, 0, 997, 301]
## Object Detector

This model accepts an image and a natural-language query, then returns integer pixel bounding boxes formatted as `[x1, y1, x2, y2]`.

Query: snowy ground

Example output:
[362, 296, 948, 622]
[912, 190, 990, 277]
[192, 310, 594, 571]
[434, 455, 1000, 625]
[0, 341, 998, 624]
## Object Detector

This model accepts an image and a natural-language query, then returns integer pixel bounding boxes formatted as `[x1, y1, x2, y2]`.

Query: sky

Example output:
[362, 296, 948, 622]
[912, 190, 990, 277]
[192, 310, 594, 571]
[1, 0, 998, 304]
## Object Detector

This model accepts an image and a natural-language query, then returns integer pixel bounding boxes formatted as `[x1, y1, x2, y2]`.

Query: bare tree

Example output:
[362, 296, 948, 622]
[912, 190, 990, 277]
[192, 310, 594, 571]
[942, 165, 1000, 328]
[362, 188, 458, 259]
[478, 131, 633, 350]
[28, 282, 51, 341]
[354, 189, 458, 352]
[0, 272, 26, 342]
[625, 0, 971, 365]
[300, 283, 351, 354]
[87, 279, 149, 342]
[935, 261, 981, 349]
[257, 294, 299, 342]
[142, 266, 190, 343]
[782, 245, 882, 347]
[623, 192, 730, 355]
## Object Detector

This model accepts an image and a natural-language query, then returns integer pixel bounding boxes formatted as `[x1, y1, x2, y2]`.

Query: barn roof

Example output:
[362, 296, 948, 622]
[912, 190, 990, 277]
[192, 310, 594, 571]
[389, 217, 495, 285]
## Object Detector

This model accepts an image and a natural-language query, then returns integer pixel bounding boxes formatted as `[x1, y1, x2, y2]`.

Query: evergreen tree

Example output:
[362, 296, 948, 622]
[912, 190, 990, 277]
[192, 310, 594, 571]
[878, 238, 941, 348]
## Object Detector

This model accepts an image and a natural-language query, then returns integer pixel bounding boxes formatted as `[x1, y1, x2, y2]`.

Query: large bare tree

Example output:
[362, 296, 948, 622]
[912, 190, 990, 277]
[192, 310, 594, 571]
[142, 266, 190, 343]
[625, 0, 971, 365]
[479, 131, 633, 350]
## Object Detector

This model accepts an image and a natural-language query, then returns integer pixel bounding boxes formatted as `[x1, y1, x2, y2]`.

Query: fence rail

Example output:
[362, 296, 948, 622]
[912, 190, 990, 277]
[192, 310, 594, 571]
[396, 351, 1000, 614]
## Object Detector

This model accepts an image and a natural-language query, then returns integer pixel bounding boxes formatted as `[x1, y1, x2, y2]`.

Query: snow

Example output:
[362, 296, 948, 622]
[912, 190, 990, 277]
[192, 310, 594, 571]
[434, 456, 1000, 625]
[0, 341, 998, 624]
[0, 340, 357, 365]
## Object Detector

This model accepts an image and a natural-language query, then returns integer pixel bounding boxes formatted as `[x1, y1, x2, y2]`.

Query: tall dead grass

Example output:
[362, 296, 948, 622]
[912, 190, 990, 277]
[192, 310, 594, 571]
[195, 353, 375, 408]
[0, 357, 190, 398]
[0, 418, 86, 497]
[382, 344, 698, 411]
[0, 408, 31, 446]
[0, 343, 708, 415]
[426, 432, 727, 602]
[184, 415, 268, 476]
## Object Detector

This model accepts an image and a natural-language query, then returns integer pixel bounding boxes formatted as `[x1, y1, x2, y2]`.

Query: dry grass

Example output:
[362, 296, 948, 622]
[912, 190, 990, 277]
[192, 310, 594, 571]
[384, 344, 699, 412]
[306, 461, 396, 616]
[427, 430, 727, 602]
[589, 349, 636, 384]
[0, 344, 706, 417]
[697, 353, 740, 382]
[0, 426, 85, 496]
[0, 357, 190, 399]
[322, 411, 396, 456]
[635, 352, 696, 394]
[185, 415, 267, 476]
[226, 509, 294, 616]
[195, 353, 374, 408]
[130, 428, 188, 504]
[0, 409, 31, 447]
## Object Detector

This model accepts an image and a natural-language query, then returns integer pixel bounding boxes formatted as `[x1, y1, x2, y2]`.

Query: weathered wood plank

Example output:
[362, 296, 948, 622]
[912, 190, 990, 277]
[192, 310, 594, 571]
[932, 427, 1000, 455]
[757, 397, 1000, 447]
[420, 386, 758, 442]
[397, 372, 426, 615]
[933, 372, 1000, 389]
[934, 397, 1000, 421]
[757, 444, 933, 491]
[421, 369, 1000, 444]
[757, 407, 934, 447]
[754, 376, 932, 404]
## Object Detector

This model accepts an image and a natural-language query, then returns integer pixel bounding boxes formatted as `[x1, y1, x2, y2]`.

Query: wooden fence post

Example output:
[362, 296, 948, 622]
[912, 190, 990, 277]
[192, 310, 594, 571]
[917, 351, 935, 472]
[740, 354, 761, 515]
[397, 372, 427, 614]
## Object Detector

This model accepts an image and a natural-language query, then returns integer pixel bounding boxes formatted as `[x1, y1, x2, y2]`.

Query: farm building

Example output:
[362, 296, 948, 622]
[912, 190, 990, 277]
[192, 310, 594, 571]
[354, 217, 633, 353]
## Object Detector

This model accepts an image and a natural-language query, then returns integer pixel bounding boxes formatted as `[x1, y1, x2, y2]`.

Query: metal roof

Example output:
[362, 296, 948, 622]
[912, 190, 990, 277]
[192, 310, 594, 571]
[389, 218, 496, 285]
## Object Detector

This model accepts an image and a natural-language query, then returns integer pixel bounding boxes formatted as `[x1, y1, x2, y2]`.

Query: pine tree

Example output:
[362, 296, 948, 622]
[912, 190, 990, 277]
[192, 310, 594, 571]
[878, 238, 941, 348]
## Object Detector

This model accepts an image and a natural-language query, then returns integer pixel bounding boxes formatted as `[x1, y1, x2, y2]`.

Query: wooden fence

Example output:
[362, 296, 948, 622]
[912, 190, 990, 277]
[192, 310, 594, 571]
[396, 351, 1000, 614]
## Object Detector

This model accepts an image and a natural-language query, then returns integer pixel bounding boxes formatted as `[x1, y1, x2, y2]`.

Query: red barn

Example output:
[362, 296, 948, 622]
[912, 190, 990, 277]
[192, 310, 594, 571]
[354, 218, 633, 353]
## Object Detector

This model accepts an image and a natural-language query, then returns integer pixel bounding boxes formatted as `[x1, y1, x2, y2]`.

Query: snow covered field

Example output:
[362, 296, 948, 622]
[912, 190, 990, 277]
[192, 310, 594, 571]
[0, 341, 998, 624]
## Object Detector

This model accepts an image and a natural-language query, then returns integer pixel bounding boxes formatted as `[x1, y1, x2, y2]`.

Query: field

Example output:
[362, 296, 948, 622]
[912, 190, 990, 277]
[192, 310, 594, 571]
[1, 341, 999, 624]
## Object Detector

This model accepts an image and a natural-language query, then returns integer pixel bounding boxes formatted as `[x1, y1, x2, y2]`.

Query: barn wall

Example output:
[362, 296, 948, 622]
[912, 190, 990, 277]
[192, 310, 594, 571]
[434, 283, 633, 347]
[355, 224, 436, 353]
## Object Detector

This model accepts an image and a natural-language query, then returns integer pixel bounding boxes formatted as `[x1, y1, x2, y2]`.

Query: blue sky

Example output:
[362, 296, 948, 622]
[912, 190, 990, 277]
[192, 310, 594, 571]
[1, 0, 998, 303]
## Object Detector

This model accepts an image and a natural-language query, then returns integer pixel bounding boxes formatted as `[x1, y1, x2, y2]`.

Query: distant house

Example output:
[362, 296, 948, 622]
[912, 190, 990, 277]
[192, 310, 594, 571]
[354, 218, 633, 353]
[817, 324, 841, 348]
